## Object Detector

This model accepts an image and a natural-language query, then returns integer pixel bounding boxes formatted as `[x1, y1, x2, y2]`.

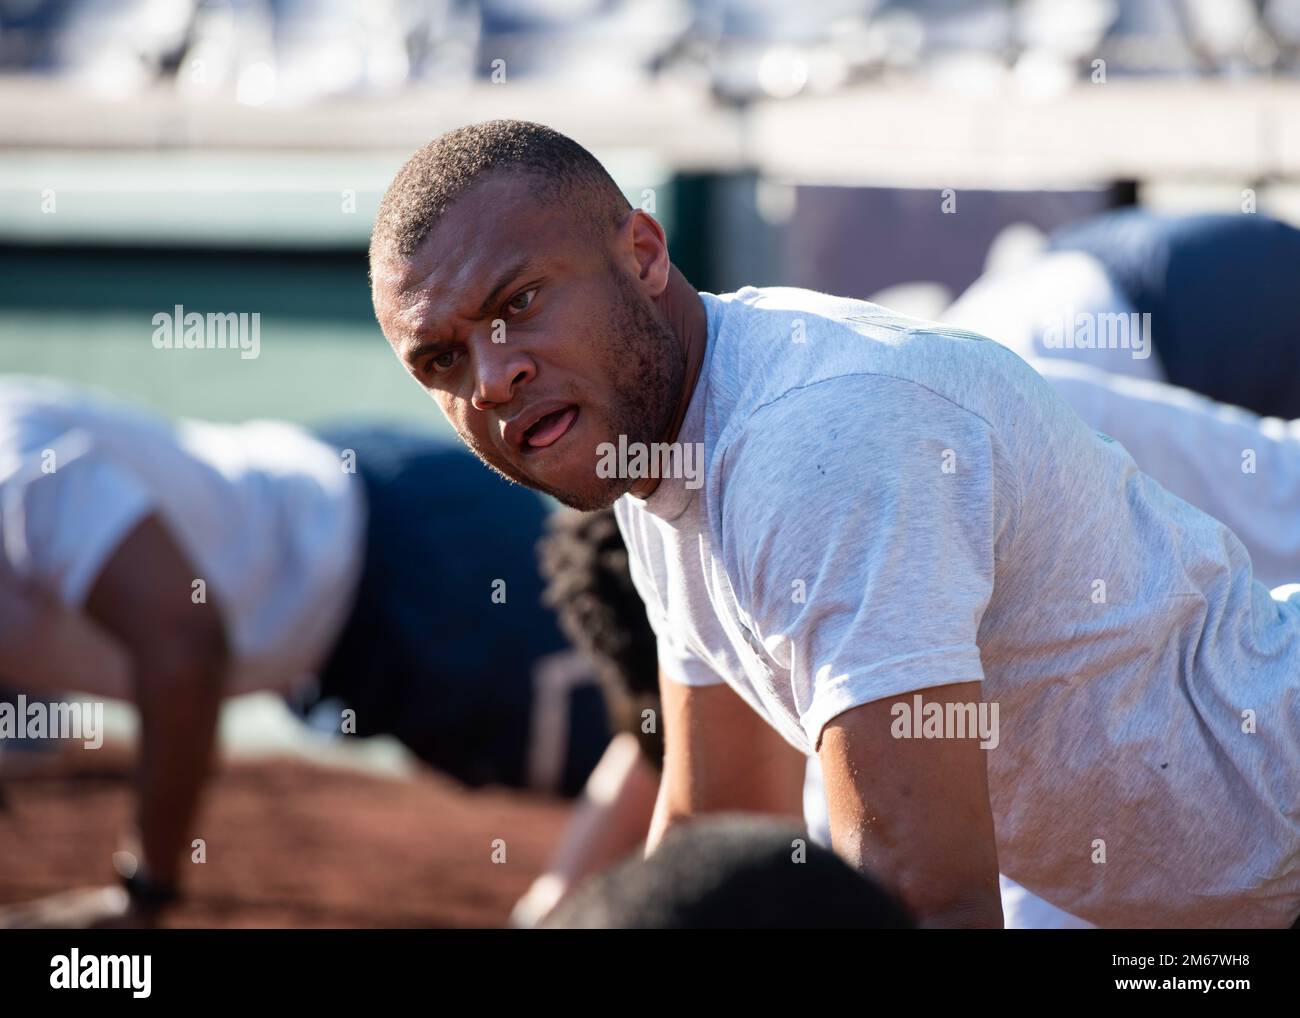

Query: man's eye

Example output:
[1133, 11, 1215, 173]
[429, 350, 461, 374]
[505, 289, 537, 315]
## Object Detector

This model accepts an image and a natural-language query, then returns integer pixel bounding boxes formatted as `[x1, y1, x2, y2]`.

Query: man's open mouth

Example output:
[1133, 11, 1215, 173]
[521, 405, 579, 453]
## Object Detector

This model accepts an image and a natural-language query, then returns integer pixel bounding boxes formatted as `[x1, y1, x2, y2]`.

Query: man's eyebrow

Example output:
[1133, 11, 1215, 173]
[400, 258, 533, 367]
[402, 335, 454, 367]
[477, 257, 533, 316]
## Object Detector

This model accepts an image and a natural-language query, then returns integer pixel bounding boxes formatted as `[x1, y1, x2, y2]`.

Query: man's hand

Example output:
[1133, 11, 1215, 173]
[648, 673, 805, 853]
[819, 681, 1003, 928]
[511, 732, 660, 927]
[0, 886, 153, 929]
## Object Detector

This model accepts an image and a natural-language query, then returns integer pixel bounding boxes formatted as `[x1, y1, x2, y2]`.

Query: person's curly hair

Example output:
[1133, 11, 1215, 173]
[538, 508, 662, 768]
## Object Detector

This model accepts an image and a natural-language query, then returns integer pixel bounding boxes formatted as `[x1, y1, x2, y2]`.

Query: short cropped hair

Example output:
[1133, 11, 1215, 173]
[370, 119, 632, 266]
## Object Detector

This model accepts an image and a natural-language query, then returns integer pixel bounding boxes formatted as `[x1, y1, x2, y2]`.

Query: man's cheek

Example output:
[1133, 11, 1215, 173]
[459, 425, 489, 459]
[460, 420, 503, 465]
[437, 395, 472, 436]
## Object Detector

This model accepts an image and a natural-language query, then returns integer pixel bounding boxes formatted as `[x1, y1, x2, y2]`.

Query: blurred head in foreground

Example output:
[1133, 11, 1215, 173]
[541, 815, 914, 929]
[370, 119, 690, 511]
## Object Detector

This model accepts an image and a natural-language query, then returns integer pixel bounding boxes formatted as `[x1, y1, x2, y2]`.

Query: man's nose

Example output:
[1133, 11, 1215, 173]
[470, 342, 535, 411]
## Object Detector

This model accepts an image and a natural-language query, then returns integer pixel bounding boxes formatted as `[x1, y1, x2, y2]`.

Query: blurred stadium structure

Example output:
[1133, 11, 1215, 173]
[1, 0, 1299, 423]
[3, 1, 1300, 98]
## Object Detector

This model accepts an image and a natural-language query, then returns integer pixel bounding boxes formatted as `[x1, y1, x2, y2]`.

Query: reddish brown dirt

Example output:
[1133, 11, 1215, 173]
[0, 747, 569, 927]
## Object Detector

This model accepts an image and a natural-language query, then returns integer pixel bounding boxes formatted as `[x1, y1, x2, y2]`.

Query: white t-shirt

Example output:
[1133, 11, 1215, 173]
[614, 287, 1300, 928]
[1035, 358, 1300, 591]
[0, 378, 365, 697]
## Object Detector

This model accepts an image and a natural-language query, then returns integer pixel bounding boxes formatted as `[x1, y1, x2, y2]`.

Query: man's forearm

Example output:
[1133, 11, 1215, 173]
[918, 895, 1005, 929]
[538, 733, 659, 881]
[131, 648, 224, 888]
[645, 766, 678, 855]
[84, 513, 228, 894]
[648, 677, 808, 856]
[834, 828, 1004, 928]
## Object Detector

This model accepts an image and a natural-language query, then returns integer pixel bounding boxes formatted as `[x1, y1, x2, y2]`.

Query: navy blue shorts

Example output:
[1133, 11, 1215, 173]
[302, 425, 609, 796]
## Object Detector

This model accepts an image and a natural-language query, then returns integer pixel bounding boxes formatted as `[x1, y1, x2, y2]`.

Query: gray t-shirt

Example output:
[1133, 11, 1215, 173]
[614, 286, 1300, 928]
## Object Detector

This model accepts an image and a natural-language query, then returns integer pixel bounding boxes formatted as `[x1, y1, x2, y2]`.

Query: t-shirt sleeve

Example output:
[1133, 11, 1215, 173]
[614, 500, 726, 688]
[651, 620, 725, 688]
[2, 430, 155, 608]
[719, 373, 1010, 749]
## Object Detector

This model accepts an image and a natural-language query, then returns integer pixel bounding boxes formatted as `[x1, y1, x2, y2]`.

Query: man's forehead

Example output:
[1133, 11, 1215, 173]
[415, 172, 560, 268]
[392, 237, 504, 309]
[381, 235, 532, 335]
[386, 205, 580, 323]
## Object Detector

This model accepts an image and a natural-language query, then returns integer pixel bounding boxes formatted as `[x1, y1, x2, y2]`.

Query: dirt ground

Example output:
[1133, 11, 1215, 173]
[0, 745, 570, 927]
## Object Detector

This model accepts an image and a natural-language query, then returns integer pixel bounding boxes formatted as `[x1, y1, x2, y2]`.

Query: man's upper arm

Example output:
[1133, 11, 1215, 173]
[84, 513, 227, 688]
[720, 373, 1007, 749]
[718, 374, 1011, 924]
[819, 682, 1003, 927]
[1, 434, 227, 687]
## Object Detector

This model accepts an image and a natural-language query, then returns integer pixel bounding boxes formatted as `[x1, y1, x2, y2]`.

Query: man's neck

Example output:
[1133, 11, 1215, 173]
[628, 267, 708, 500]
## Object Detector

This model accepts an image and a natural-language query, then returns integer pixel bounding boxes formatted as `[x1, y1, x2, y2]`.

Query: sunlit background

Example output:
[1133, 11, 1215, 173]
[2, 0, 1298, 429]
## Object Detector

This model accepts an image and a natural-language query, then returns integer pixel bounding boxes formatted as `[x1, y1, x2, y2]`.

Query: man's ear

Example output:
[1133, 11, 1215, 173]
[624, 209, 672, 296]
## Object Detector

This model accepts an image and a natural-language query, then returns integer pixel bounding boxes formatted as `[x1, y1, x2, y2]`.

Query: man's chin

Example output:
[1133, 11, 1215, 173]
[538, 473, 633, 512]
[470, 445, 630, 510]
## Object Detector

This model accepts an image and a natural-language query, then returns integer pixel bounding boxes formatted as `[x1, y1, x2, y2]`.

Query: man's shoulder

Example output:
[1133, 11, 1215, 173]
[713, 285, 929, 342]
[717, 284, 987, 337]
[710, 328, 1015, 451]
[708, 299, 1030, 512]
[717, 373, 1004, 510]
[703, 287, 1047, 514]
[710, 286, 1025, 418]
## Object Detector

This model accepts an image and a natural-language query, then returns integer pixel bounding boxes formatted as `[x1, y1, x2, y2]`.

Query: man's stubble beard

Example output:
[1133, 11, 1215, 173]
[458, 266, 685, 512]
